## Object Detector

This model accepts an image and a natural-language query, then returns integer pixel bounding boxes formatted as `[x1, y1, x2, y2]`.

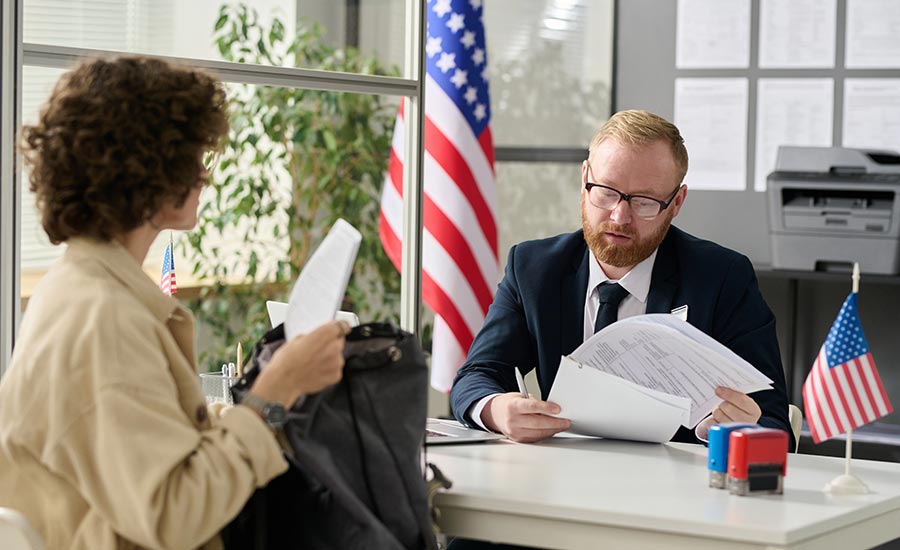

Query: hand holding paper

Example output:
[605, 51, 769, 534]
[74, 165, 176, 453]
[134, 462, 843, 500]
[284, 219, 362, 340]
[482, 393, 571, 443]
[548, 314, 774, 443]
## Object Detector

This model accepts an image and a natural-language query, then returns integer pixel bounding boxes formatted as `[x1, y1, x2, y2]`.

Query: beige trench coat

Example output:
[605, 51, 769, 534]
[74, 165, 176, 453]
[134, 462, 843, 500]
[0, 238, 287, 549]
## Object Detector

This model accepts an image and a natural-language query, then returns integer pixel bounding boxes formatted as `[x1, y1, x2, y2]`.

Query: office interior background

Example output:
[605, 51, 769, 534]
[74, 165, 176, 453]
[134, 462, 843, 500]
[2, 0, 900, 458]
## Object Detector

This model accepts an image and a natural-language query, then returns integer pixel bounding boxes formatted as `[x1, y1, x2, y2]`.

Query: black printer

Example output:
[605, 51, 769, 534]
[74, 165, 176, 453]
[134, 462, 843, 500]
[767, 146, 900, 275]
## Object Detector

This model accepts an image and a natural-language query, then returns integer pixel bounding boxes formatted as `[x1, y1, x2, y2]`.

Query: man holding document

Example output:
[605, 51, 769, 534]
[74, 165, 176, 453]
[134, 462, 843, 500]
[450, 110, 792, 448]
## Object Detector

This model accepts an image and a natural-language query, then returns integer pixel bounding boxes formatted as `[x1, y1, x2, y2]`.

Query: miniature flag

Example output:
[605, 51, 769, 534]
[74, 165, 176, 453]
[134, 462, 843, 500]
[803, 292, 892, 443]
[160, 242, 177, 296]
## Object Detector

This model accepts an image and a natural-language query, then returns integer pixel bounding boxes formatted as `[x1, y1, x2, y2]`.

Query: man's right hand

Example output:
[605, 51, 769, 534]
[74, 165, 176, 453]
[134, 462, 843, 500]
[481, 393, 571, 443]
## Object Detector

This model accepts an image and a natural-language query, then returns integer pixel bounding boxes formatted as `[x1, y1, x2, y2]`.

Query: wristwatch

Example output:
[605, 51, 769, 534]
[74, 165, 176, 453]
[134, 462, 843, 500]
[241, 393, 288, 429]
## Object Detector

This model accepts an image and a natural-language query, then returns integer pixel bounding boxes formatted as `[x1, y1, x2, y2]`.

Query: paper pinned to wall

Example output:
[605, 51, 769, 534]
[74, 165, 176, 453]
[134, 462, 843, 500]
[842, 79, 900, 151]
[755, 78, 834, 191]
[846, 0, 900, 69]
[759, 0, 837, 69]
[284, 218, 362, 340]
[676, 0, 750, 69]
[674, 78, 748, 191]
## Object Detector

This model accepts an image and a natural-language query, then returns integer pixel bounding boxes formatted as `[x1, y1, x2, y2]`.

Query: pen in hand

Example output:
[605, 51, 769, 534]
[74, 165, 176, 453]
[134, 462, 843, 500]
[514, 366, 529, 399]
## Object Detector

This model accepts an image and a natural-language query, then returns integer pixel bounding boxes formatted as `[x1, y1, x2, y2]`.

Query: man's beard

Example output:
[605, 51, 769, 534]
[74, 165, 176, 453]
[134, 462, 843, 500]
[581, 199, 674, 268]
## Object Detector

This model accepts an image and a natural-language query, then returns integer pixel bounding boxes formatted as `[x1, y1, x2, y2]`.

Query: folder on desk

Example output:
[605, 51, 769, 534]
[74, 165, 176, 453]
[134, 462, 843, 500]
[550, 356, 690, 443]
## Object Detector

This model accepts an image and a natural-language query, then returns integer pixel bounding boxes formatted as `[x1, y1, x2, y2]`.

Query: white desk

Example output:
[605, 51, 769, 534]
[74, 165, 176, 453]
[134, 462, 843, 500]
[429, 438, 900, 549]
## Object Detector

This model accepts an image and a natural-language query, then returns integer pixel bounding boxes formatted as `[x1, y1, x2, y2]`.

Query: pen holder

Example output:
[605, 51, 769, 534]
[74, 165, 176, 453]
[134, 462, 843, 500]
[199, 371, 241, 405]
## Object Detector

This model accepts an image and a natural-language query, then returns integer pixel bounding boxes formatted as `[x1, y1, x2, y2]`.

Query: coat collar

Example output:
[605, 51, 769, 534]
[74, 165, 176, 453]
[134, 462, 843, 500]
[646, 226, 680, 314]
[560, 235, 590, 357]
[64, 237, 186, 324]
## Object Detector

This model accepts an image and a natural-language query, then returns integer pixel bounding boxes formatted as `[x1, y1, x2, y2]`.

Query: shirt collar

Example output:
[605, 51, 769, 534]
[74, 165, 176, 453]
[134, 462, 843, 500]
[64, 237, 184, 323]
[587, 248, 659, 304]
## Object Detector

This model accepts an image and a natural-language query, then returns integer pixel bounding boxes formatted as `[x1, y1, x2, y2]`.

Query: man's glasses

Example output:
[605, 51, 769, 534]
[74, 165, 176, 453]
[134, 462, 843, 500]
[584, 165, 682, 220]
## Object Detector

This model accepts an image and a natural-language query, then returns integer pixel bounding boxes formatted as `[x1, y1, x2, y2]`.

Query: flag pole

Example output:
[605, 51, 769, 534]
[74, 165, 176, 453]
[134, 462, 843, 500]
[824, 262, 869, 495]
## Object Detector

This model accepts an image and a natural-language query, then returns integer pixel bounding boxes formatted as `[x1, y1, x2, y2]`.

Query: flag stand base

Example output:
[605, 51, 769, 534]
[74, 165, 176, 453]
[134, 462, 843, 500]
[824, 474, 869, 494]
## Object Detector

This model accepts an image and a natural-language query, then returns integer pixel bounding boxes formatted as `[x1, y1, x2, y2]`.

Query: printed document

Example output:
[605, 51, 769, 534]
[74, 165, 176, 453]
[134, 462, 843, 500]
[676, 0, 750, 68]
[754, 78, 833, 191]
[674, 78, 748, 191]
[548, 314, 773, 442]
[284, 219, 361, 340]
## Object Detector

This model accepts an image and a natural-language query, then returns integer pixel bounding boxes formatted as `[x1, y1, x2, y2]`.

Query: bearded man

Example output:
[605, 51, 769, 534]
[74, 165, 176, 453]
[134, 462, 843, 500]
[449, 109, 792, 448]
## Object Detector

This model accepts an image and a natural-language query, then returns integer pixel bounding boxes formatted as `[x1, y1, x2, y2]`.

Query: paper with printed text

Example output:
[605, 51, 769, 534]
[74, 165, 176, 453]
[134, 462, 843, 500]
[548, 314, 773, 441]
[284, 219, 361, 340]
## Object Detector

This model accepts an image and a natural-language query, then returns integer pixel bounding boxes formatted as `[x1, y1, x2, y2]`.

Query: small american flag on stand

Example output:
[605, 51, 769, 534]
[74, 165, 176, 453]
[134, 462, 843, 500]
[160, 237, 177, 296]
[803, 291, 892, 443]
[379, 0, 498, 392]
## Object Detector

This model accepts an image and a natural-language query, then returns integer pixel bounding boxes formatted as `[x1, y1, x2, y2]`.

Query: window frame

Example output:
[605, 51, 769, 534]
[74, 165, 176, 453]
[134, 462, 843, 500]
[0, 0, 426, 376]
[0, 0, 22, 377]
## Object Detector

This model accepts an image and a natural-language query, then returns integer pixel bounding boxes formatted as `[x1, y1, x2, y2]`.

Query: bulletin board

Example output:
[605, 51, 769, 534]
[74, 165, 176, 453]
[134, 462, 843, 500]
[613, 0, 900, 264]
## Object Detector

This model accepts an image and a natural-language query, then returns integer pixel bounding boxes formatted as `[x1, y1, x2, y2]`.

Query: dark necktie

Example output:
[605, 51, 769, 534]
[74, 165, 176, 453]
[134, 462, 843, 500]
[594, 282, 630, 333]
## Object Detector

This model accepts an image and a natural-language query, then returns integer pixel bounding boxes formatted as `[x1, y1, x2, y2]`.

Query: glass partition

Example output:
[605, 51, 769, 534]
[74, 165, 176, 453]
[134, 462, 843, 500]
[22, 0, 407, 75]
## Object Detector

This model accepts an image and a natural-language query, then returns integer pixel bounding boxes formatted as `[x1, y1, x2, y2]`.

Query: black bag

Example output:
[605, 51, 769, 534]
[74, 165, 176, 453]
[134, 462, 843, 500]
[223, 322, 438, 550]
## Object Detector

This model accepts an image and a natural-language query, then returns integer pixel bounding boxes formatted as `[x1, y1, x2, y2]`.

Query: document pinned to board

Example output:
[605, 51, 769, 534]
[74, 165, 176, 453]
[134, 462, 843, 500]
[284, 219, 361, 341]
[547, 314, 774, 443]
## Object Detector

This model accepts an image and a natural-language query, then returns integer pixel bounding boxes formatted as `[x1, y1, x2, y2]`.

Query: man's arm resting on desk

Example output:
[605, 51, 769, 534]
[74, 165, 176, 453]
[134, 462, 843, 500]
[468, 392, 570, 443]
[467, 394, 500, 431]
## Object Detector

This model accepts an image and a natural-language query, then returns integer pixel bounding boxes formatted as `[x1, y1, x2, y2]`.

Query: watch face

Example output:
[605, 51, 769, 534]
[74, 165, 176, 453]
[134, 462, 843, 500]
[264, 403, 288, 427]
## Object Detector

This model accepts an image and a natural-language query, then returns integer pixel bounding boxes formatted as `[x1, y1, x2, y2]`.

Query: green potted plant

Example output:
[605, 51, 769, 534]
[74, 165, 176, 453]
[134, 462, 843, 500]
[183, 3, 401, 369]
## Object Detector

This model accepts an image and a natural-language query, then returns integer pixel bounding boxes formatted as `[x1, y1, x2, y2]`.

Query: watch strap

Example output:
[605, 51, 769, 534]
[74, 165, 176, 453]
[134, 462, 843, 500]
[241, 393, 287, 429]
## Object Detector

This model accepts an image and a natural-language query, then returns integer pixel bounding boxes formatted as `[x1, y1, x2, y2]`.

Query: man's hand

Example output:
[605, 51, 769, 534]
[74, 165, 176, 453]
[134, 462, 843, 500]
[481, 393, 571, 443]
[697, 386, 762, 439]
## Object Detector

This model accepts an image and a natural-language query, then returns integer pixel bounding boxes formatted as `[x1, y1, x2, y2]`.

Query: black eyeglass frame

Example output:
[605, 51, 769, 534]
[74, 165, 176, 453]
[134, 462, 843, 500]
[583, 165, 683, 220]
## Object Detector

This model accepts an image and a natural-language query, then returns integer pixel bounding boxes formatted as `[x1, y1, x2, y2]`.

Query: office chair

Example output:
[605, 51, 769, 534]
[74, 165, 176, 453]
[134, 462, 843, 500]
[0, 508, 46, 550]
[788, 404, 803, 453]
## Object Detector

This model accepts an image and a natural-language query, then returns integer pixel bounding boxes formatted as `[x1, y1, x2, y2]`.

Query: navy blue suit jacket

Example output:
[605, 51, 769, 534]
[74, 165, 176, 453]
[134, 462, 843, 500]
[450, 226, 793, 448]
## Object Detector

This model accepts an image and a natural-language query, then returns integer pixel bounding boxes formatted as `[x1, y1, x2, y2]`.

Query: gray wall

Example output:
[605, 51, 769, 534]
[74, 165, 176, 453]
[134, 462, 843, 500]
[614, 0, 900, 426]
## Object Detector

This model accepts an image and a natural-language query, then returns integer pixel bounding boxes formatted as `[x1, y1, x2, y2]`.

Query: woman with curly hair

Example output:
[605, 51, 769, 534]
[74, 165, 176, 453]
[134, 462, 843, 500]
[0, 56, 347, 549]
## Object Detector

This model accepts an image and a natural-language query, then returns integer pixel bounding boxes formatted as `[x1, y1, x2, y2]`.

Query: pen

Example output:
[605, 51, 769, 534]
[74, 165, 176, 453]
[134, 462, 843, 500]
[514, 366, 529, 398]
[236, 342, 243, 377]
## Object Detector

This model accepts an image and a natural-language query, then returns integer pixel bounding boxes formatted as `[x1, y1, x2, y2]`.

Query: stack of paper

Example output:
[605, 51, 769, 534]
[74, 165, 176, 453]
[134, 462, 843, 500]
[547, 314, 774, 443]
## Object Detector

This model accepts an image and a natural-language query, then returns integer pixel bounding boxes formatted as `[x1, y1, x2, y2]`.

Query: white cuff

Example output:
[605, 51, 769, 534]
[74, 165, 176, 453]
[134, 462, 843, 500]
[695, 414, 714, 443]
[467, 393, 503, 431]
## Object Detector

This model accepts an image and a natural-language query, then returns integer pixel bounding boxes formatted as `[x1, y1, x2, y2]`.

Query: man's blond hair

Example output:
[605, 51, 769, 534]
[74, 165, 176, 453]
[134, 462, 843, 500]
[588, 110, 689, 184]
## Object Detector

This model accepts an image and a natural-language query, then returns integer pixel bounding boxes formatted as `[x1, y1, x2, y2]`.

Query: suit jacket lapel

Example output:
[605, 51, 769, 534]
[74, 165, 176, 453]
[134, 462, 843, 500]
[560, 243, 590, 357]
[646, 229, 680, 314]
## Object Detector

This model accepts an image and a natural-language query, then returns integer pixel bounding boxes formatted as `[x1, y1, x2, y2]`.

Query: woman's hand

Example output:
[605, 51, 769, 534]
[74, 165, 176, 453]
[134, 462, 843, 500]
[249, 320, 350, 408]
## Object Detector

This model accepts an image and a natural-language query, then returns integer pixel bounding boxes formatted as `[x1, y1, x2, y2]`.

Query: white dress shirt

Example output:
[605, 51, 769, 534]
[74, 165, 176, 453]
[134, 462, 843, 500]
[582, 249, 657, 340]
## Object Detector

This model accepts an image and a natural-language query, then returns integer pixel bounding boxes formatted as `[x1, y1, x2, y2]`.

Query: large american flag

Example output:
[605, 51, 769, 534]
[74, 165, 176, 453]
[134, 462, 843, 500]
[803, 292, 892, 443]
[160, 241, 177, 296]
[379, 0, 497, 392]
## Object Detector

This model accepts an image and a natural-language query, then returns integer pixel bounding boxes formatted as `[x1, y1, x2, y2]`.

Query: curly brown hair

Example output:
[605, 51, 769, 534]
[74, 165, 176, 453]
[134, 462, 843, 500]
[20, 56, 229, 243]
